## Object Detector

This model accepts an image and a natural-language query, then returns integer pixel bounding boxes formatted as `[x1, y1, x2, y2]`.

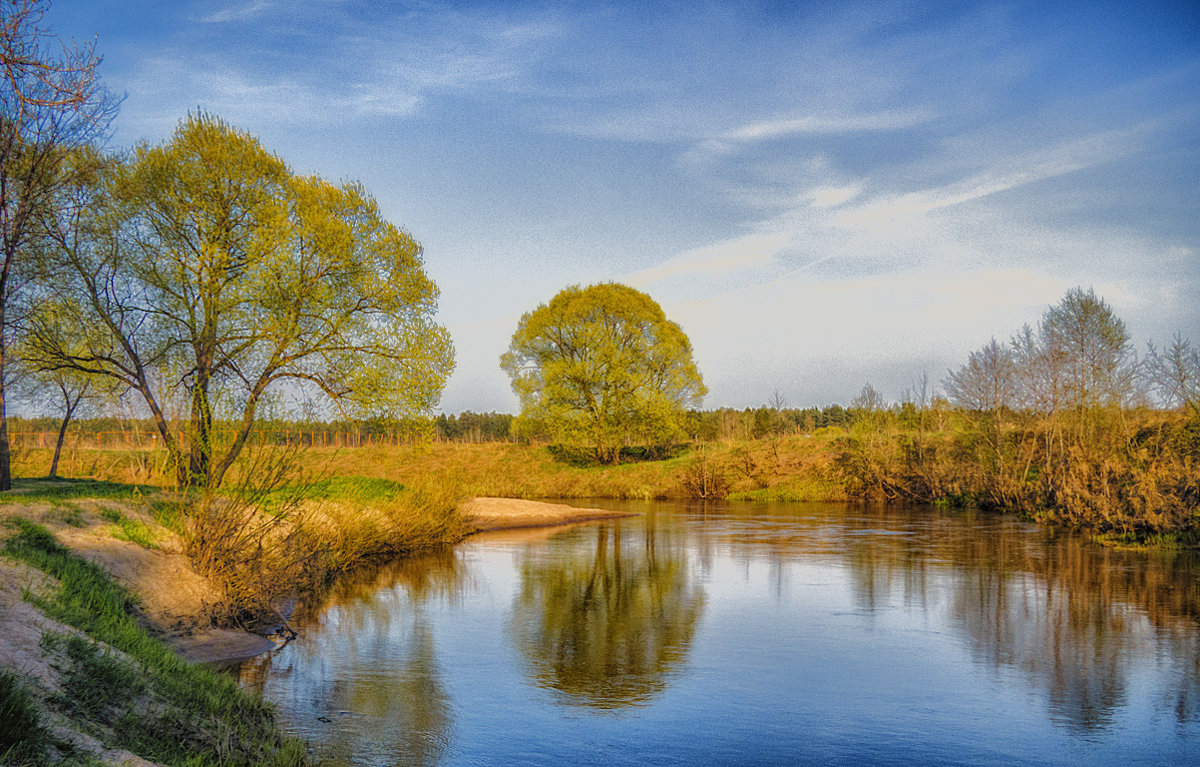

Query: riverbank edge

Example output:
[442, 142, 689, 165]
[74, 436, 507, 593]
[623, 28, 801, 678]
[0, 493, 642, 764]
[2, 496, 637, 665]
[187, 498, 637, 661]
[179, 497, 639, 664]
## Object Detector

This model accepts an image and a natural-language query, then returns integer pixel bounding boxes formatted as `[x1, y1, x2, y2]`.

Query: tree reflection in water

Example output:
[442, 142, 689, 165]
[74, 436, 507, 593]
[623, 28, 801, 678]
[241, 501, 1200, 766]
[511, 519, 705, 709]
[829, 505, 1200, 734]
[239, 547, 465, 766]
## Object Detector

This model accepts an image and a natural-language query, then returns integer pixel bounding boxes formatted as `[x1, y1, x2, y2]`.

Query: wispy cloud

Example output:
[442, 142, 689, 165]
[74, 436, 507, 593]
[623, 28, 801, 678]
[624, 231, 792, 289]
[198, 0, 276, 24]
[832, 125, 1147, 233]
[121, 6, 563, 132]
[640, 114, 1173, 321]
[724, 109, 935, 142]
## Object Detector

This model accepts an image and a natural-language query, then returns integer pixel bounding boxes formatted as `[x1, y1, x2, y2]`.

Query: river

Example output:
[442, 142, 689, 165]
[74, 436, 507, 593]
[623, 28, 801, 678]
[236, 500, 1200, 765]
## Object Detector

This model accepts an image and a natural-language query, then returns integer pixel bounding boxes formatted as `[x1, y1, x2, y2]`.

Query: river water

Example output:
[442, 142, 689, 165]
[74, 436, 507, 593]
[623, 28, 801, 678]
[237, 500, 1200, 765]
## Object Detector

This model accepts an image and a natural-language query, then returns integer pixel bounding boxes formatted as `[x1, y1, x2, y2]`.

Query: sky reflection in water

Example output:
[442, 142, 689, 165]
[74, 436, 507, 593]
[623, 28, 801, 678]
[238, 501, 1200, 766]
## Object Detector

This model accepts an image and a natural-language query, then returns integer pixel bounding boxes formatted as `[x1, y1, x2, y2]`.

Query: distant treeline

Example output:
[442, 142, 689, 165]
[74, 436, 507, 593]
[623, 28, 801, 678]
[8, 405, 855, 446]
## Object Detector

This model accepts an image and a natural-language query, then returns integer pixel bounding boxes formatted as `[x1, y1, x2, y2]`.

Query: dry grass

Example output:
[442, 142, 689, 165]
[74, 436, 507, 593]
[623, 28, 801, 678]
[173, 447, 471, 628]
[834, 408, 1200, 542]
[283, 436, 848, 502]
[304, 475, 470, 572]
[9, 433, 851, 504]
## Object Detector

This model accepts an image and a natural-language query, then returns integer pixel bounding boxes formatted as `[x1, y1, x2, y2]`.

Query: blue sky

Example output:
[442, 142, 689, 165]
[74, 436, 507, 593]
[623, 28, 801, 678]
[50, 0, 1199, 412]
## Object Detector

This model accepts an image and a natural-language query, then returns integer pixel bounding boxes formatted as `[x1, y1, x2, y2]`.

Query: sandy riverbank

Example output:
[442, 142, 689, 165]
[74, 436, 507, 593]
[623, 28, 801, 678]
[1, 495, 636, 668]
[461, 496, 637, 532]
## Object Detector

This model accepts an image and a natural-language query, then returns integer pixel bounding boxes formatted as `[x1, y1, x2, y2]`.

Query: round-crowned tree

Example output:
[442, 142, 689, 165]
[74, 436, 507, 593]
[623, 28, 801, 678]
[501, 283, 706, 463]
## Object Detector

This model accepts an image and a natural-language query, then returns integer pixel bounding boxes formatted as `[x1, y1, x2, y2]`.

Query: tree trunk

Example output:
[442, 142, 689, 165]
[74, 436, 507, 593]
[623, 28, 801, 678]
[0, 321, 10, 491]
[209, 386, 266, 489]
[49, 412, 69, 479]
[187, 370, 213, 487]
[49, 386, 85, 480]
[0, 384, 10, 491]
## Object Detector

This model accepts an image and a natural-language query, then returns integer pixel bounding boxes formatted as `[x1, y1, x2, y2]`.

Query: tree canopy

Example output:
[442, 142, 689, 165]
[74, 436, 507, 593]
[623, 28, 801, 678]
[31, 114, 454, 485]
[1041, 287, 1131, 410]
[501, 282, 705, 463]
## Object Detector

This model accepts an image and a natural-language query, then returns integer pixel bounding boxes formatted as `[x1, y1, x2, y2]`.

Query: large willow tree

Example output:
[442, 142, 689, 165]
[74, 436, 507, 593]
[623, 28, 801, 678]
[501, 282, 705, 463]
[33, 114, 454, 485]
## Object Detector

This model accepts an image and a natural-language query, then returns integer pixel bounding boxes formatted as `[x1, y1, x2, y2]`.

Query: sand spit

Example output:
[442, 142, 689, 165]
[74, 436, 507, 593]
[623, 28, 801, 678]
[461, 496, 637, 532]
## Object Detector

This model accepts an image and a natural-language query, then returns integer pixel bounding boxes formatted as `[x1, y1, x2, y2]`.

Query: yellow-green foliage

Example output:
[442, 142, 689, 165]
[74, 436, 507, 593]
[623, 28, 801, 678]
[501, 282, 705, 463]
[32, 113, 455, 488]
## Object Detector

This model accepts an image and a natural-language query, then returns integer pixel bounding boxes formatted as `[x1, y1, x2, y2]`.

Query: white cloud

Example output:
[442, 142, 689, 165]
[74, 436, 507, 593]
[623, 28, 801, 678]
[198, 1, 276, 24]
[623, 231, 792, 289]
[724, 109, 934, 142]
[809, 186, 860, 208]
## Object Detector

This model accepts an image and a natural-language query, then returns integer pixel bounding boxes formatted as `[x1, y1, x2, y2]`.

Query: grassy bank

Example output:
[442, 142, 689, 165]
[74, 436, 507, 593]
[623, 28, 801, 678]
[9, 407, 1197, 546]
[0, 471, 473, 765]
[835, 406, 1200, 544]
[10, 432, 849, 504]
[1, 517, 308, 766]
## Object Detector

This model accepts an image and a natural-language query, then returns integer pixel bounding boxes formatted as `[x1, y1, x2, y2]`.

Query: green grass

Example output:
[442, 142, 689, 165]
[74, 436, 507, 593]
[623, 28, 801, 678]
[2, 518, 308, 767]
[99, 506, 159, 549]
[0, 477, 149, 503]
[0, 668, 47, 764]
[726, 480, 846, 502]
[43, 632, 144, 721]
[52, 505, 87, 527]
[303, 475, 407, 501]
[1092, 530, 1199, 552]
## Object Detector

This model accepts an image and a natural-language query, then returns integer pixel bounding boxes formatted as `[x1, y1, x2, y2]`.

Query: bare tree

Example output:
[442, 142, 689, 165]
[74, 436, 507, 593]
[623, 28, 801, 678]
[13, 292, 122, 477]
[1041, 287, 1133, 411]
[1144, 334, 1200, 416]
[0, 0, 116, 488]
[1010, 323, 1064, 414]
[902, 371, 932, 410]
[851, 382, 887, 413]
[943, 338, 1016, 417]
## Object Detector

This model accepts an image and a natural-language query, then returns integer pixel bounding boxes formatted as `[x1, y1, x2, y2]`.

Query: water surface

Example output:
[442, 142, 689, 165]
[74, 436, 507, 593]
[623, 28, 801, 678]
[238, 501, 1200, 765]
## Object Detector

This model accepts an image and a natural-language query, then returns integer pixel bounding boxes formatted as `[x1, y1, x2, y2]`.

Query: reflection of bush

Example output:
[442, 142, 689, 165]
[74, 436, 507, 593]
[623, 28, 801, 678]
[512, 523, 704, 708]
[240, 568, 458, 766]
[834, 505, 1200, 733]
